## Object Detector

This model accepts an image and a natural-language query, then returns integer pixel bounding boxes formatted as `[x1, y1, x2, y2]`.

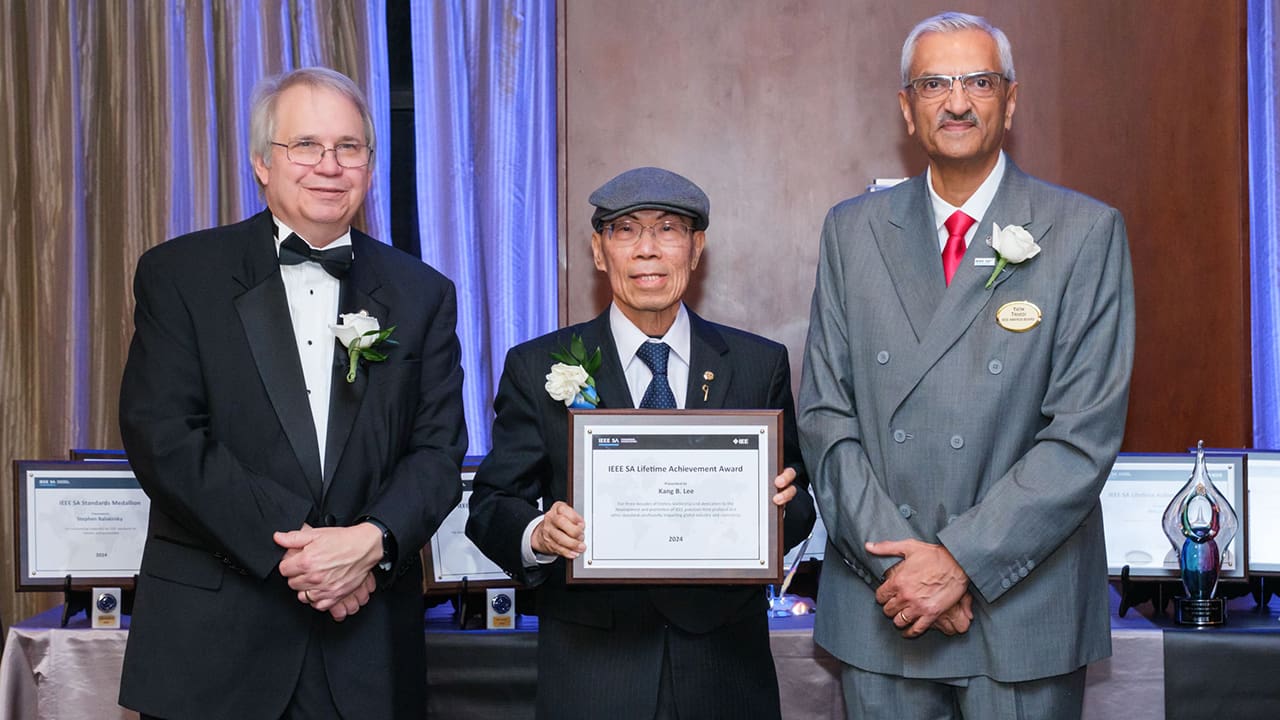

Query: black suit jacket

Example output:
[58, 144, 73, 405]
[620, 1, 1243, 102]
[118, 210, 466, 719]
[466, 308, 815, 715]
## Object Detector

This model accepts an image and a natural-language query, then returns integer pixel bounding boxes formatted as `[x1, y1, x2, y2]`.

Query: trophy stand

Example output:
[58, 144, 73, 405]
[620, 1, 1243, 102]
[1174, 595, 1226, 625]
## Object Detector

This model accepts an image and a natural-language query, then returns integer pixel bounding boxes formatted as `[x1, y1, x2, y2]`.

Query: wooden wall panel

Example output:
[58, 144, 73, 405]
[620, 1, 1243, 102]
[560, 0, 1250, 451]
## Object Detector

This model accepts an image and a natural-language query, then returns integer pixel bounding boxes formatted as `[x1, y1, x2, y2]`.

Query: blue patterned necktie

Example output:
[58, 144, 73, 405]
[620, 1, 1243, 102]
[635, 341, 677, 409]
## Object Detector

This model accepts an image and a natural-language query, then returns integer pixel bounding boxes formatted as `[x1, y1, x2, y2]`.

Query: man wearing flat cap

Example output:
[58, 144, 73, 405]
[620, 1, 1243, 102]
[468, 167, 815, 719]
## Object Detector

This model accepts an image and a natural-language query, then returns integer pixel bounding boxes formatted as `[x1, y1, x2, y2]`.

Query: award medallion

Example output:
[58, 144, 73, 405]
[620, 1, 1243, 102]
[92, 587, 122, 629]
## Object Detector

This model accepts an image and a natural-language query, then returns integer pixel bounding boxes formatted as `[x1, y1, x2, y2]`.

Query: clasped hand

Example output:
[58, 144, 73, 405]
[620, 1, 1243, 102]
[275, 522, 382, 622]
[531, 468, 804, 559]
[866, 538, 973, 638]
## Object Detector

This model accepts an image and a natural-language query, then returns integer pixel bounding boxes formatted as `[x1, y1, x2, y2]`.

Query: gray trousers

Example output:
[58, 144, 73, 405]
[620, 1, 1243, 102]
[841, 664, 1087, 720]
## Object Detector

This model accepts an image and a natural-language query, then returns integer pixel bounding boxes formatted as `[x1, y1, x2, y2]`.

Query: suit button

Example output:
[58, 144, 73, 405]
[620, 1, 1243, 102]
[1018, 566, 1029, 578]
[1001, 578, 1011, 589]
[898, 504, 913, 518]
[324, 514, 338, 527]
[893, 429, 907, 443]
[1026, 559, 1035, 570]
[876, 350, 890, 365]
[950, 435, 964, 449]
[988, 359, 1003, 375]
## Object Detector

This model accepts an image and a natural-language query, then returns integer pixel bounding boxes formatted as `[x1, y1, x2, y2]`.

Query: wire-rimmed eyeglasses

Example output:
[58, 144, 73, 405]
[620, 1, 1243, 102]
[270, 140, 373, 168]
[603, 218, 693, 245]
[905, 71, 1007, 100]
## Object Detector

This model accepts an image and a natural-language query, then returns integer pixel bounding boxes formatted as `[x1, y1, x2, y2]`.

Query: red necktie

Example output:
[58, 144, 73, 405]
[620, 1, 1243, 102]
[942, 211, 975, 286]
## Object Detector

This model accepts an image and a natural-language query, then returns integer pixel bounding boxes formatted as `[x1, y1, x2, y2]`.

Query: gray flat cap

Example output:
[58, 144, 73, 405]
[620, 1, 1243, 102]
[589, 167, 710, 231]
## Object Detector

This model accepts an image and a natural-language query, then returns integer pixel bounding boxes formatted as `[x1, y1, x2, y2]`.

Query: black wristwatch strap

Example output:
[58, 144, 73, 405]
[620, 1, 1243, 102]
[360, 516, 397, 572]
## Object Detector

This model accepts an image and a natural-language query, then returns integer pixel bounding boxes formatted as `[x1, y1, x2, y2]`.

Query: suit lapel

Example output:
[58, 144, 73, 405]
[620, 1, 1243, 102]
[579, 311, 633, 410]
[884, 163, 1044, 413]
[323, 233, 385, 493]
[233, 213, 323, 501]
[685, 311, 731, 409]
[880, 177, 947, 342]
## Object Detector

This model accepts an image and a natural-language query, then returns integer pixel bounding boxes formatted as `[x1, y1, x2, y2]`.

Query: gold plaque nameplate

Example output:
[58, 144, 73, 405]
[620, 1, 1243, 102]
[995, 301, 1042, 332]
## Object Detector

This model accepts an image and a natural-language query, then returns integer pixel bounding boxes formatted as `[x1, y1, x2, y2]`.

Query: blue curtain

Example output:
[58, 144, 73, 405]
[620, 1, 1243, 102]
[1250, 0, 1280, 448]
[411, 1, 558, 454]
[160, 1, 392, 239]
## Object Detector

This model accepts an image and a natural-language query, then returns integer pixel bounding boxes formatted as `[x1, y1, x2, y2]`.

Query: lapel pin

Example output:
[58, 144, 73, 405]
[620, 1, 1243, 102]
[701, 371, 714, 402]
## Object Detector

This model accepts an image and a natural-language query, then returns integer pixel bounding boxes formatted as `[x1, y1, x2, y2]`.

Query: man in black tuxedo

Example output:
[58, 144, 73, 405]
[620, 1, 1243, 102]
[466, 167, 815, 719]
[118, 67, 467, 719]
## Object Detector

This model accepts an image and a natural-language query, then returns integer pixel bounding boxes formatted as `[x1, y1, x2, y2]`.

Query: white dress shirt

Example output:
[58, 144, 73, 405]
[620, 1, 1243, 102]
[927, 150, 1007, 252]
[611, 302, 692, 410]
[273, 218, 351, 477]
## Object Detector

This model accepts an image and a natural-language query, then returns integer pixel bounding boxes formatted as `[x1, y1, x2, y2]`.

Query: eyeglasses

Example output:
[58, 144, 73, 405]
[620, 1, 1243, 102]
[270, 140, 372, 168]
[905, 71, 1007, 100]
[604, 218, 693, 245]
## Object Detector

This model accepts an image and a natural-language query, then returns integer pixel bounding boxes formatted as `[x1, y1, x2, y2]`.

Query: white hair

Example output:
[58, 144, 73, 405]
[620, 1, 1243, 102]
[900, 12, 1016, 86]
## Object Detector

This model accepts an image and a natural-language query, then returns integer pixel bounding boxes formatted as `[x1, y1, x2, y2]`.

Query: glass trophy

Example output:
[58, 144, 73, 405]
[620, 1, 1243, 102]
[1161, 441, 1238, 625]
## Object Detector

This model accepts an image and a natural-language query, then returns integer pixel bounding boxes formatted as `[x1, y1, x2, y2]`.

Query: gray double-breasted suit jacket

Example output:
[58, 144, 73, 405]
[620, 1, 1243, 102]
[798, 161, 1134, 682]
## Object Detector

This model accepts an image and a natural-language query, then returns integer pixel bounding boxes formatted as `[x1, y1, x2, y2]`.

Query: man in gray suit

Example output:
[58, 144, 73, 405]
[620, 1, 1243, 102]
[798, 11, 1134, 719]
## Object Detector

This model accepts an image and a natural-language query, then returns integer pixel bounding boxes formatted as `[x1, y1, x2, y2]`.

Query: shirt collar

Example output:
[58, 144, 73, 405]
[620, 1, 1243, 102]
[926, 151, 1007, 234]
[609, 302, 691, 368]
[272, 217, 353, 254]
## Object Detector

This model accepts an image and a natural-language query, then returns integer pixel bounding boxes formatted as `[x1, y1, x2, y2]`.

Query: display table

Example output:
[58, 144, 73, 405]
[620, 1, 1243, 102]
[1, 590, 1274, 719]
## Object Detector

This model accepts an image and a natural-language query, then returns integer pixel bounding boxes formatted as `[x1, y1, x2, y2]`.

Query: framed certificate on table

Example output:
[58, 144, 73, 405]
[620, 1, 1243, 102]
[424, 460, 536, 591]
[1203, 448, 1280, 576]
[566, 409, 782, 584]
[1100, 452, 1246, 580]
[13, 460, 151, 589]
[1237, 451, 1280, 576]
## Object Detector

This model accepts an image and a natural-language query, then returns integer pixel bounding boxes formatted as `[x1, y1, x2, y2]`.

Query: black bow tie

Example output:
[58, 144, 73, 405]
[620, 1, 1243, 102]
[278, 233, 352, 279]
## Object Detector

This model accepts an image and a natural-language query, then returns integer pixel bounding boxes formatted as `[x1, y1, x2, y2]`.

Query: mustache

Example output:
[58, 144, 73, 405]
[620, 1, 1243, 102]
[937, 110, 979, 126]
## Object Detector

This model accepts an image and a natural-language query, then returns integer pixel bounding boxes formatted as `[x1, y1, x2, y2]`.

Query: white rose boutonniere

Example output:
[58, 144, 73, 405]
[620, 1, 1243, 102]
[546, 335, 601, 408]
[985, 223, 1040, 289]
[331, 310, 398, 383]
[546, 363, 593, 404]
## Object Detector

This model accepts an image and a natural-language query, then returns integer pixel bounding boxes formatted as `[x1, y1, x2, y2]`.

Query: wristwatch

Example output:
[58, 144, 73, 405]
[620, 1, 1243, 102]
[360, 516, 397, 572]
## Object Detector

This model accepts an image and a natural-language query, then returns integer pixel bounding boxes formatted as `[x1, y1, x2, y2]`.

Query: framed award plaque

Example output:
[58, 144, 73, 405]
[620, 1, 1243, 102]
[566, 409, 783, 584]
[424, 459, 536, 592]
[13, 460, 150, 589]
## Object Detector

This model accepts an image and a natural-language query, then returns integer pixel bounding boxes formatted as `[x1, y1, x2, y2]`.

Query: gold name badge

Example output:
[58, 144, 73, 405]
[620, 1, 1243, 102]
[995, 301, 1042, 332]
